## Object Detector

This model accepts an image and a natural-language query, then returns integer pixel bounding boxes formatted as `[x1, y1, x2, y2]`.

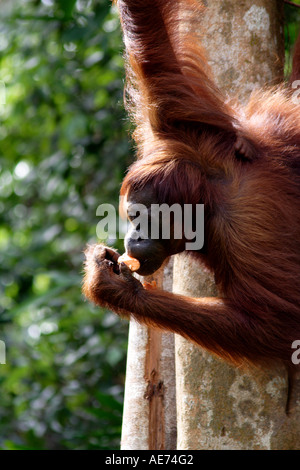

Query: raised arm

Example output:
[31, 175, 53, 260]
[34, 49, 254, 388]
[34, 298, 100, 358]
[114, 0, 236, 139]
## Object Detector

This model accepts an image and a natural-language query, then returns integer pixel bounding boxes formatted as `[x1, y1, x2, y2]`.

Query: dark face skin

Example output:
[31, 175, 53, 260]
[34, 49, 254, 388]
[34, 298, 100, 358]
[124, 185, 186, 276]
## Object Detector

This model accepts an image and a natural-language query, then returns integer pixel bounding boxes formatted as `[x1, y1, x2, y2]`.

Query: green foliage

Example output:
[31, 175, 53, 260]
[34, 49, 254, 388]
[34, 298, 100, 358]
[0, 0, 131, 450]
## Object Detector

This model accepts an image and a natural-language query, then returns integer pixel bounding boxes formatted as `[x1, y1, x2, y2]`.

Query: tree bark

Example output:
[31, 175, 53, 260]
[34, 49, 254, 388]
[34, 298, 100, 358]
[174, 0, 300, 451]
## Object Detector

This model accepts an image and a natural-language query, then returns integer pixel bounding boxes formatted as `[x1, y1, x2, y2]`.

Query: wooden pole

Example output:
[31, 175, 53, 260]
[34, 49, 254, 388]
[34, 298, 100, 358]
[174, 0, 300, 451]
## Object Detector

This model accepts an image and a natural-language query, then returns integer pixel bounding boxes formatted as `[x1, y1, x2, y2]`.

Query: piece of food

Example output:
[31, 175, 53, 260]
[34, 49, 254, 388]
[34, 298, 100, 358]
[118, 253, 140, 272]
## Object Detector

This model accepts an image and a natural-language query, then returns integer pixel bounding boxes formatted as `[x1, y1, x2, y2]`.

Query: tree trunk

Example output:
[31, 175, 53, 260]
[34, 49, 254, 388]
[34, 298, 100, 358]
[174, 0, 300, 451]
